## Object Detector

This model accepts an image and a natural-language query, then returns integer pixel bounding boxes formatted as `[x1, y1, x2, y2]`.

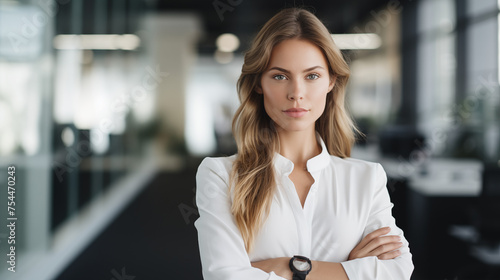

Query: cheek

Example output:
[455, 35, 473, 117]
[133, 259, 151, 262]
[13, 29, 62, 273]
[261, 82, 283, 97]
[310, 83, 329, 104]
[315, 94, 328, 116]
[262, 94, 281, 118]
[310, 86, 329, 118]
[262, 84, 285, 107]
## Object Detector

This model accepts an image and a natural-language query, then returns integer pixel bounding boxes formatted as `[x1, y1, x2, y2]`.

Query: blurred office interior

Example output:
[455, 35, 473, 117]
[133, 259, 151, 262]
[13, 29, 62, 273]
[0, 0, 499, 279]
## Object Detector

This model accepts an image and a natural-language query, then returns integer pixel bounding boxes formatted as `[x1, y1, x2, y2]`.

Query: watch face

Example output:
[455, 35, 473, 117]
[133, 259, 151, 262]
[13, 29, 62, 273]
[293, 258, 311, 272]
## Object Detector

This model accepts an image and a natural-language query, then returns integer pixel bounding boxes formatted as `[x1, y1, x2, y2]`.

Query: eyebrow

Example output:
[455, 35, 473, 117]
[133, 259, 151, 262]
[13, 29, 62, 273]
[267, 66, 325, 73]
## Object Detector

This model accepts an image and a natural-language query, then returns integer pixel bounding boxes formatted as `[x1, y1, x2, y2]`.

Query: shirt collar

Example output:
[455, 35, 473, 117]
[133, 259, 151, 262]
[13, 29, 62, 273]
[273, 132, 331, 174]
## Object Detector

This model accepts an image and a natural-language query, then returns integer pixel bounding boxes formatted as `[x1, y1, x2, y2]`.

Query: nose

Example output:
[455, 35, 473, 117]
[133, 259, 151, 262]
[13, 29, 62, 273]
[287, 79, 304, 101]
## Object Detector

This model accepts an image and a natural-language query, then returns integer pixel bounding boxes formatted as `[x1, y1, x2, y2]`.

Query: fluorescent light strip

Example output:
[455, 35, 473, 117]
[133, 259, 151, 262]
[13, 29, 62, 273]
[53, 34, 141, 50]
[332, 33, 382, 50]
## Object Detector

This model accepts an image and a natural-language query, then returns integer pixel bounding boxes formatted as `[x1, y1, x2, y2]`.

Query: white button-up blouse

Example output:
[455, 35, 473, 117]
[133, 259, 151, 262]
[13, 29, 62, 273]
[194, 137, 414, 280]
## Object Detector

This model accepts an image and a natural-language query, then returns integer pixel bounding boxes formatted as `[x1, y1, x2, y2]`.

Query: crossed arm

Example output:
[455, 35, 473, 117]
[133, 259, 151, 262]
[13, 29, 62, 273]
[251, 227, 403, 280]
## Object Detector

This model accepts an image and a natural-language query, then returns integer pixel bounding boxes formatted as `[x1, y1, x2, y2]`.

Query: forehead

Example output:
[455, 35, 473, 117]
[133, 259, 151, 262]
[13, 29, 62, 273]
[268, 39, 328, 70]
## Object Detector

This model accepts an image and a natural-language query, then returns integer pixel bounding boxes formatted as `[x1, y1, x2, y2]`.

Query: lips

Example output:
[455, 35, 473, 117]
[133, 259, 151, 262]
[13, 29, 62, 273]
[284, 108, 308, 112]
[283, 108, 309, 117]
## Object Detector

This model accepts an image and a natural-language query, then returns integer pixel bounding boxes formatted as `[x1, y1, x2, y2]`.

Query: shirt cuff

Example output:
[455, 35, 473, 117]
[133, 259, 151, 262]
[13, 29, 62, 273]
[341, 256, 378, 279]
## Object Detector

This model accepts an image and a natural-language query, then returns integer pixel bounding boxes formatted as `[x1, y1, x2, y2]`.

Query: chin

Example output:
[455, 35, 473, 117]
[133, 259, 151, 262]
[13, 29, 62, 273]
[277, 122, 313, 132]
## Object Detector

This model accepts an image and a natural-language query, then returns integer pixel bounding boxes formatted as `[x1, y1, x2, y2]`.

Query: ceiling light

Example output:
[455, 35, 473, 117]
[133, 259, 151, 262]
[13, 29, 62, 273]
[216, 33, 240, 52]
[332, 33, 382, 50]
[53, 34, 141, 50]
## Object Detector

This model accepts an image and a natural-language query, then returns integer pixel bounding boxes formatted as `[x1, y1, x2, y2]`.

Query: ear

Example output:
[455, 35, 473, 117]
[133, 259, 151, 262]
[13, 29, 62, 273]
[255, 84, 263, 94]
[328, 75, 337, 92]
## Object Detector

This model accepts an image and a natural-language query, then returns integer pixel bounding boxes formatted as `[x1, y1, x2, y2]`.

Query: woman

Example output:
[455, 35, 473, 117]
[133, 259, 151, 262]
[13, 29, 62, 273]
[194, 7, 414, 280]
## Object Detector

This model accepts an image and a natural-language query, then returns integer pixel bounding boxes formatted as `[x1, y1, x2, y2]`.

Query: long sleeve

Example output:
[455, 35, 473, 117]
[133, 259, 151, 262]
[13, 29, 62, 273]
[194, 157, 287, 280]
[340, 163, 414, 279]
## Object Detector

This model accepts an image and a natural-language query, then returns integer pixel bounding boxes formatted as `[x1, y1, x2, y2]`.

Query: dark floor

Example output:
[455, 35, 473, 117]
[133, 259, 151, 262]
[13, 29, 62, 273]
[55, 159, 204, 280]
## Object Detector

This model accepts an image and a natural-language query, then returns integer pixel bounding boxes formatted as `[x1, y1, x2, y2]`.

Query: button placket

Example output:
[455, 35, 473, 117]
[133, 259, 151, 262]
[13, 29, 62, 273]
[283, 172, 312, 256]
[303, 171, 321, 255]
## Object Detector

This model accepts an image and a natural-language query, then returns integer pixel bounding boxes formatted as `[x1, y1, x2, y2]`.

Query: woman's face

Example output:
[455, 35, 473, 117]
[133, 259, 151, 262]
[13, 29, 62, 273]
[258, 38, 335, 133]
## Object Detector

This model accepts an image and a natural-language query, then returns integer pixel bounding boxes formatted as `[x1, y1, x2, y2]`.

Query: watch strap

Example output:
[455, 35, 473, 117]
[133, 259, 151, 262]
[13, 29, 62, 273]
[292, 274, 306, 280]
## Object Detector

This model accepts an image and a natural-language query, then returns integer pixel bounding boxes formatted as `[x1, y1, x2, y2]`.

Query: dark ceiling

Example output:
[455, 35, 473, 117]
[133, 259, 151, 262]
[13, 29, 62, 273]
[55, 0, 394, 54]
[155, 0, 393, 53]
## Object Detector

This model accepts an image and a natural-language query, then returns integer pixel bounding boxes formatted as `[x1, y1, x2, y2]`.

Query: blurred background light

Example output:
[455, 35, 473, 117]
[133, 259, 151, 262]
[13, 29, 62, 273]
[53, 34, 141, 50]
[216, 33, 240, 52]
[332, 33, 382, 50]
[61, 127, 75, 147]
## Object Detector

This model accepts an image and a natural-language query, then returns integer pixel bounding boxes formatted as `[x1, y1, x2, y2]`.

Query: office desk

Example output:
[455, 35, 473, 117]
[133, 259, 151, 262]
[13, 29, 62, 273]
[352, 146, 485, 279]
[405, 162, 483, 280]
[352, 145, 483, 188]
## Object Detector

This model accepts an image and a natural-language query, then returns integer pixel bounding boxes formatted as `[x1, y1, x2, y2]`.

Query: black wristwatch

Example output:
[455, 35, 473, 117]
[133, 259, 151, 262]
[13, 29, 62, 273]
[289, 255, 312, 280]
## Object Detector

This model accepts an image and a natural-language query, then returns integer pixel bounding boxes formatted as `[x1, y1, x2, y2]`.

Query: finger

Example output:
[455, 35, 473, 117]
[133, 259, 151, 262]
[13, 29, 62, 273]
[357, 227, 391, 248]
[357, 235, 402, 257]
[361, 235, 400, 254]
[356, 235, 401, 258]
[377, 249, 402, 260]
[369, 242, 403, 257]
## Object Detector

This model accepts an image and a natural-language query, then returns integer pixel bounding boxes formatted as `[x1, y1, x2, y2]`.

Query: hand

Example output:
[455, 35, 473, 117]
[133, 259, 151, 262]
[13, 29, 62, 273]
[348, 227, 403, 260]
[251, 257, 293, 280]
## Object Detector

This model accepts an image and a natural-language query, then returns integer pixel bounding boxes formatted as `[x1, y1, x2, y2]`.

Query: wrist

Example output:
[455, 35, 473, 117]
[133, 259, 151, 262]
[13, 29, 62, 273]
[289, 255, 312, 280]
[307, 261, 348, 280]
[307, 260, 319, 280]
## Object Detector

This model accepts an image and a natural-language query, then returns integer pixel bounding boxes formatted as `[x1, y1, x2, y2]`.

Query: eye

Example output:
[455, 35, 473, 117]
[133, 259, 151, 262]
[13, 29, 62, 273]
[273, 74, 287, 81]
[307, 73, 320, 80]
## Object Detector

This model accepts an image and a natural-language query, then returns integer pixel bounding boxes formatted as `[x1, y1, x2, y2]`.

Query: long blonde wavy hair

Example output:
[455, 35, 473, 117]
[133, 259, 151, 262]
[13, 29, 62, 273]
[231, 7, 357, 253]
